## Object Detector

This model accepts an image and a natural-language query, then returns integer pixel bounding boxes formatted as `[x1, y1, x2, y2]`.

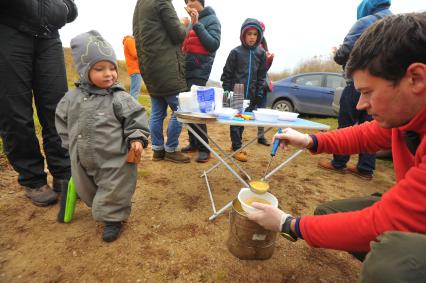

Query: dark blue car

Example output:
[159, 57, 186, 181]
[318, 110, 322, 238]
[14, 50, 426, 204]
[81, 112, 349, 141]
[266, 72, 346, 117]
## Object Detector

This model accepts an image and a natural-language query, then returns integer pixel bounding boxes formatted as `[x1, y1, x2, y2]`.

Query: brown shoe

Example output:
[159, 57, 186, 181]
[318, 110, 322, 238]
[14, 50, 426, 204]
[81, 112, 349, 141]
[164, 151, 190, 163]
[152, 149, 165, 161]
[234, 151, 248, 162]
[347, 165, 373, 180]
[24, 185, 58, 207]
[318, 159, 346, 174]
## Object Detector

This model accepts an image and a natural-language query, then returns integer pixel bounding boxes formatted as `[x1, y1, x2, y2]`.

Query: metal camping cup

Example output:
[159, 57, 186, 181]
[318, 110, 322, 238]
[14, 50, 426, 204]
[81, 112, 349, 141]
[227, 199, 278, 260]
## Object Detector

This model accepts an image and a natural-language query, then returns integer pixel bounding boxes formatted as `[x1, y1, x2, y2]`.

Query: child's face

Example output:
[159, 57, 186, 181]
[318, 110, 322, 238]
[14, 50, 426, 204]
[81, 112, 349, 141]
[244, 29, 258, 47]
[89, 61, 117, 89]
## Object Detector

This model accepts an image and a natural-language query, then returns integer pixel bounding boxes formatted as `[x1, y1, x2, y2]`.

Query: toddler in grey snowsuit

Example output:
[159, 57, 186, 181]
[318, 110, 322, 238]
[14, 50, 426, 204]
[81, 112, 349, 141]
[55, 30, 150, 242]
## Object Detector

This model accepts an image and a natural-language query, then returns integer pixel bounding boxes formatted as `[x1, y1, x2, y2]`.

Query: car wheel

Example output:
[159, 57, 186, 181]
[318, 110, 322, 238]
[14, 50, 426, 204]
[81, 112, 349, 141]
[273, 100, 294, 112]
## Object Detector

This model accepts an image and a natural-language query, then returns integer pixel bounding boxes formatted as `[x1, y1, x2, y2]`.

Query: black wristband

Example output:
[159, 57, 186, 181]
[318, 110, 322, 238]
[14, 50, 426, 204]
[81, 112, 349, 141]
[280, 216, 297, 242]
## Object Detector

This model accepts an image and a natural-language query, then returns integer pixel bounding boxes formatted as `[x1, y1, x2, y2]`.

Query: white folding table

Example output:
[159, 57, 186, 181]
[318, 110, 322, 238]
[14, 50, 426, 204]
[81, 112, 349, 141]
[175, 112, 330, 220]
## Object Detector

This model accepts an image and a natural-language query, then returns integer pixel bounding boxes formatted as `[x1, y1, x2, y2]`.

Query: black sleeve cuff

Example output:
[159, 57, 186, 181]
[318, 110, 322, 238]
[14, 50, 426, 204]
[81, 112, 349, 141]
[309, 134, 318, 152]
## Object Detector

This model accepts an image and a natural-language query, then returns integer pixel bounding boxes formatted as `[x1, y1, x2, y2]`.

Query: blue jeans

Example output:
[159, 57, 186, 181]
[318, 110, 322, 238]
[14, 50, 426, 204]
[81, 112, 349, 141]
[129, 73, 142, 101]
[149, 95, 182, 152]
[332, 81, 376, 174]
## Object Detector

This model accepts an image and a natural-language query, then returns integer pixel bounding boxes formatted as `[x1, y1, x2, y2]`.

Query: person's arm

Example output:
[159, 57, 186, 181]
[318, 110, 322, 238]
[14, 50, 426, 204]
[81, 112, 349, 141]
[55, 94, 70, 150]
[312, 121, 392, 155]
[113, 93, 150, 150]
[157, 0, 187, 45]
[301, 153, 426, 252]
[220, 49, 237, 92]
[334, 16, 375, 66]
[62, 0, 78, 23]
[193, 19, 221, 53]
[254, 50, 267, 104]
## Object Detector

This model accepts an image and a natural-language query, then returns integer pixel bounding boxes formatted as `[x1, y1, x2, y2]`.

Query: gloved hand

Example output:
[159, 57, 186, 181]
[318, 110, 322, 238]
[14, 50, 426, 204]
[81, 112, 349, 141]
[247, 202, 292, 232]
[247, 95, 263, 112]
[273, 127, 312, 150]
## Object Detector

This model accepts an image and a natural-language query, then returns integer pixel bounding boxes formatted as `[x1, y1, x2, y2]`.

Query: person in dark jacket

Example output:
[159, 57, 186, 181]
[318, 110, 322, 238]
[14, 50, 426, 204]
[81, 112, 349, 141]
[133, 0, 190, 163]
[0, 0, 77, 206]
[180, 0, 221, 163]
[221, 18, 267, 162]
[318, 0, 392, 180]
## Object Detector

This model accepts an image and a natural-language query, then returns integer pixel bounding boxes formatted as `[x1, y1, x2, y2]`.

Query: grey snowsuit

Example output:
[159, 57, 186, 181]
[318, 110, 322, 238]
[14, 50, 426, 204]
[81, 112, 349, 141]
[55, 30, 150, 222]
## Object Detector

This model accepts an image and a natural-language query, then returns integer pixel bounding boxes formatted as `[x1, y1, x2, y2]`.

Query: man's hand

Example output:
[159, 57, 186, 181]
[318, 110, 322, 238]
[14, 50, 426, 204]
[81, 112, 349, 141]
[272, 128, 312, 150]
[127, 141, 143, 164]
[247, 202, 291, 232]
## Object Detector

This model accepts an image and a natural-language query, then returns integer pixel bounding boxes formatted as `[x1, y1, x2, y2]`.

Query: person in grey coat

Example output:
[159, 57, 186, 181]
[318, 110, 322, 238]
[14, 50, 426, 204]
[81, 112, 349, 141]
[55, 30, 150, 242]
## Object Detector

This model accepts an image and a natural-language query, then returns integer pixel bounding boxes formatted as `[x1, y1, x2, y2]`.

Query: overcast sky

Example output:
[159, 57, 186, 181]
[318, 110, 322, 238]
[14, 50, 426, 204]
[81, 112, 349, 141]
[60, 0, 424, 82]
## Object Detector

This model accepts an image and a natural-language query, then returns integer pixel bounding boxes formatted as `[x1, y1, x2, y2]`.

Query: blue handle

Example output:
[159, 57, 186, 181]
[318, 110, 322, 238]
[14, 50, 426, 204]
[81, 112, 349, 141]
[271, 128, 282, 156]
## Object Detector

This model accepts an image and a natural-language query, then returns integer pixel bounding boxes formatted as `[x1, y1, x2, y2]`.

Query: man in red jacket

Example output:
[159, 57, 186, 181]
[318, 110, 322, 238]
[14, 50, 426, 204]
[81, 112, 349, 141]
[248, 13, 426, 282]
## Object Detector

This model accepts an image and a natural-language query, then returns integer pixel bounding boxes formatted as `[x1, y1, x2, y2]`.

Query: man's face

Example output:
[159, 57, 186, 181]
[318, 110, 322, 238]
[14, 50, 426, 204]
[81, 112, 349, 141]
[186, 0, 203, 12]
[244, 29, 258, 47]
[353, 69, 415, 128]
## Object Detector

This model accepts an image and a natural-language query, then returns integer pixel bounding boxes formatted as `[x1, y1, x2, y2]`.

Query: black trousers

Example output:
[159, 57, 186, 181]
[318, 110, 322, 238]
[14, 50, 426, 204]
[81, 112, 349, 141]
[0, 24, 71, 188]
[186, 78, 209, 153]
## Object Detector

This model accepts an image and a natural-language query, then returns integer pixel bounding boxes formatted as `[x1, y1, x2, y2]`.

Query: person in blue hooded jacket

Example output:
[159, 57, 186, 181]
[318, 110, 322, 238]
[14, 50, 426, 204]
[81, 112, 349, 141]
[180, 0, 221, 163]
[318, 0, 392, 180]
[220, 18, 267, 162]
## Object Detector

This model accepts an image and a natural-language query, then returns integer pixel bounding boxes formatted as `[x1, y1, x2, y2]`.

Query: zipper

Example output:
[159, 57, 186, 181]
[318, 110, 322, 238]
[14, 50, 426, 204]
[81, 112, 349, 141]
[245, 49, 252, 99]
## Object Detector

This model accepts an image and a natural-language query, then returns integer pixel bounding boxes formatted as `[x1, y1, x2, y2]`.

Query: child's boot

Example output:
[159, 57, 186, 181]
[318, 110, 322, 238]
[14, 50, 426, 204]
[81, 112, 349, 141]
[103, 221, 123, 242]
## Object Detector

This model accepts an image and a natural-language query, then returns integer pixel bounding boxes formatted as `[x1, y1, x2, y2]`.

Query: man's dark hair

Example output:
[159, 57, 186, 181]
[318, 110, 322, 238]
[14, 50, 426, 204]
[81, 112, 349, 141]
[346, 13, 426, 84]
[184, 0, 205, 7]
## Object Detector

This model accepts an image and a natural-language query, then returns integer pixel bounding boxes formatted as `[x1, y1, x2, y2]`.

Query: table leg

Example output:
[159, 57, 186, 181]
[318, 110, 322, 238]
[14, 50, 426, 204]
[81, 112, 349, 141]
[208, 201, 232, 221]
[185, 124, 250, 188]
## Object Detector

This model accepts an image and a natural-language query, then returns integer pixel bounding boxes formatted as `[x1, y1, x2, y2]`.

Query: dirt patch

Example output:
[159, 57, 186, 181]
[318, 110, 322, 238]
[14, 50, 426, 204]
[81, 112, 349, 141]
[0, 123, 395, 282]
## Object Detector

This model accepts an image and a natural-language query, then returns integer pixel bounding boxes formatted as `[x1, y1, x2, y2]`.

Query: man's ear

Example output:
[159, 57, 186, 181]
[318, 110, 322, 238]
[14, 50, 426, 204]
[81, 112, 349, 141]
[407, 63, 426, 95]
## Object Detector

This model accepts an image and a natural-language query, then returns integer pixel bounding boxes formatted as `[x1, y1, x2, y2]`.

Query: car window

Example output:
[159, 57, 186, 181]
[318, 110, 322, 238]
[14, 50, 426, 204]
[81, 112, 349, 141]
[294, 75, 322, 87]
[326, 75, 346, 89]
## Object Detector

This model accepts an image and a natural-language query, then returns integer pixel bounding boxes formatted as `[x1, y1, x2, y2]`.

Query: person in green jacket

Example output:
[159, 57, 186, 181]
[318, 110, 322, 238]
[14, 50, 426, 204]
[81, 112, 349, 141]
[133, 0, 190, 163]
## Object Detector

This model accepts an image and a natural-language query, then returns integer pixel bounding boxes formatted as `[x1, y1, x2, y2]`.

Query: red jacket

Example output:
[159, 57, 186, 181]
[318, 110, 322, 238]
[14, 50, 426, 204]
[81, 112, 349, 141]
[182, 30, 209, 55]
[301, 106, 426, 252]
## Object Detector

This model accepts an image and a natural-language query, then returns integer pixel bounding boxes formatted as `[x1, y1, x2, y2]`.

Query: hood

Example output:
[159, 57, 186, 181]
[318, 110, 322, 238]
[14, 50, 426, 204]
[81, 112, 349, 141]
[71, 30, 117, 84]
[199, 6, 216, 18]
[239, 18, 263, 48]
[357, 0, 391, 19]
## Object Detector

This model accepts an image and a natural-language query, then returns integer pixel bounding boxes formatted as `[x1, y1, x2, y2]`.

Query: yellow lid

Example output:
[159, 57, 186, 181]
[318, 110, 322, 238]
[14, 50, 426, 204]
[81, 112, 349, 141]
[249, 180, 269, 194]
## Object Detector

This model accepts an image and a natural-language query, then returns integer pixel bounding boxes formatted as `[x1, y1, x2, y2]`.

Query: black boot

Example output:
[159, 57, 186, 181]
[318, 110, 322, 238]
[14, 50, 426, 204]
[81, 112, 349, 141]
[102, 221, 123, 242]
[258, 137, 271, 146]
[196, 151, 210, 163]
[53, 178, 69, 193]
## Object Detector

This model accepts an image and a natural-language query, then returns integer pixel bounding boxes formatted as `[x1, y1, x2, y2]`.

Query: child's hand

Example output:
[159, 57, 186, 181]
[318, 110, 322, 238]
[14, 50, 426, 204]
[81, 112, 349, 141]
[127, 141, 143, 164]
[189, 9, 199, 25]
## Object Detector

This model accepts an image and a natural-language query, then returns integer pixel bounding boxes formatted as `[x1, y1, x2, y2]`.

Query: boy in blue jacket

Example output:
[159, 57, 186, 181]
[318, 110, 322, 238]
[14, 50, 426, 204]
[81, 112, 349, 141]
[220, 18, 267, 162]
